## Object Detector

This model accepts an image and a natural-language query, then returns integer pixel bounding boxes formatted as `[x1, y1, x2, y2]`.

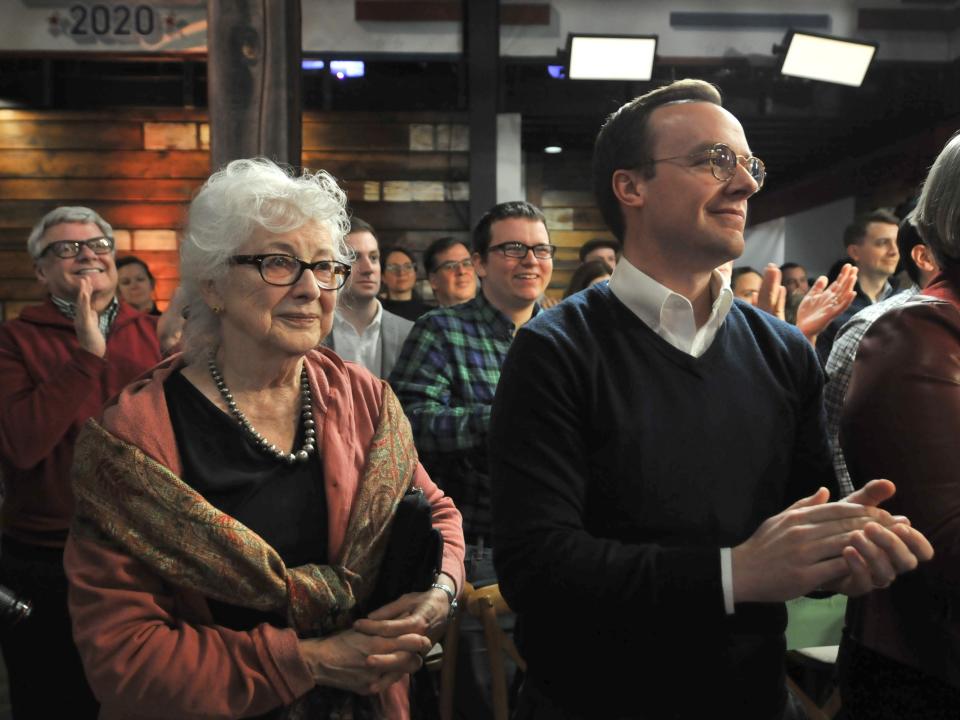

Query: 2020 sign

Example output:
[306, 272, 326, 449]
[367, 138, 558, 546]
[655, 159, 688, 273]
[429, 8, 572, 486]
[68, 4, 156, 37]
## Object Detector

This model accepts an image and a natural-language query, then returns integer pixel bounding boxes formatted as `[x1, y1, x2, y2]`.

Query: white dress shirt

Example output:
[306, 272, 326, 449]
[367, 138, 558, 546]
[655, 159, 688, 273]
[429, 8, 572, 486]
[609, 257, 738, 613]
[332, 302, 383, 376]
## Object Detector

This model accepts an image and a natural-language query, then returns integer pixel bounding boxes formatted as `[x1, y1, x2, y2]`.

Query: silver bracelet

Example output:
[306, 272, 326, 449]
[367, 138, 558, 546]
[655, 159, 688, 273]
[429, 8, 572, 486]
[430, 582, 458, 618]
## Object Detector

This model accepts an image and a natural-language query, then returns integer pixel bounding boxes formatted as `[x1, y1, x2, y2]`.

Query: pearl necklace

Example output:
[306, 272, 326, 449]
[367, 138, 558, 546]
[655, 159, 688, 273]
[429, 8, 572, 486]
[207, 354, 316, 464]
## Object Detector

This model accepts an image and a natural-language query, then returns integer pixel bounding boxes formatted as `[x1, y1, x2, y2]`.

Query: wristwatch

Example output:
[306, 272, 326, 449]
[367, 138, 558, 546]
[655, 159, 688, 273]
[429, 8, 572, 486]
[430, 581, 458, 619]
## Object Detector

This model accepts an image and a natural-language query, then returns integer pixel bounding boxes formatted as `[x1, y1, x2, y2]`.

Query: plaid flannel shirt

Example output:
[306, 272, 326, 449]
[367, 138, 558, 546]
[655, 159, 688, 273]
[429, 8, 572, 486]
[389, 291, 533, 540]
[824, 285, 917, 496]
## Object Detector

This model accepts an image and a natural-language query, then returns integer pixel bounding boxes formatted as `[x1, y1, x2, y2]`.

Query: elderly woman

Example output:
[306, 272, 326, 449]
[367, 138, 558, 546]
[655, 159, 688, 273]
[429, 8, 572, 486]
[838, 133, 960, 717]
[64, 158, 465, 719]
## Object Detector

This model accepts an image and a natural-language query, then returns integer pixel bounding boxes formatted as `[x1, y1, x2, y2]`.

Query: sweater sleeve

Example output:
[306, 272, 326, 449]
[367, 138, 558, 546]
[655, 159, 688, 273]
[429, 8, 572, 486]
[489, 328, 724, 621]
[0, 323, 107, 470]
[64, 533, 315, 719]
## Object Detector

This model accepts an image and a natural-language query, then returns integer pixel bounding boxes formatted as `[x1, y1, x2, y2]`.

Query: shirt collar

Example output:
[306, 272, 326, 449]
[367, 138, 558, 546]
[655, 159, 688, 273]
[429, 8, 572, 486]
[474, 287, 531, 337]
[334, 299, 383, 333]
[608, 257, 733, 333]
[51, 294, 119, 336]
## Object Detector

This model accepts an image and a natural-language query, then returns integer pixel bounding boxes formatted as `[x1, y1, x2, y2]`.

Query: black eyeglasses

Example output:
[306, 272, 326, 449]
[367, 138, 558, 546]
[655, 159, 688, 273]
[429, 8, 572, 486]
[487, 242, 557, 260]
[39, 236, 115, 259]
[231, 254, 352, 290]
[432, 258, 475, 274]
[647, 143, 766, 190]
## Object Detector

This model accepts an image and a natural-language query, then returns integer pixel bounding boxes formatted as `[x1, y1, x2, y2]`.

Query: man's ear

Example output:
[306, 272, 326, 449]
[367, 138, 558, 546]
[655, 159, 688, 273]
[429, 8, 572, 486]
[34, 260, 49, 288]
[846, 243, 862, 264]
[912, 243, 939, 276]
[611, 169, 647, 210]
[472, 252, 487, 280]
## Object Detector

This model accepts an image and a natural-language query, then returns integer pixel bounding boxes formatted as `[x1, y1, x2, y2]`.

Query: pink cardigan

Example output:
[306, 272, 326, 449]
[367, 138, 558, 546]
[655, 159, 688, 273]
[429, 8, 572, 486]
[65, 348, 465, 719]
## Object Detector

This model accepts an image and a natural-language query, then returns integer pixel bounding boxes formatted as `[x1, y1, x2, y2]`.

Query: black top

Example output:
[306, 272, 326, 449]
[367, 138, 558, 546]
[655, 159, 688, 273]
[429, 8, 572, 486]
[164, 370, 328, 631]
[490, 283, 834, 719]
[382, 297, 433, 321]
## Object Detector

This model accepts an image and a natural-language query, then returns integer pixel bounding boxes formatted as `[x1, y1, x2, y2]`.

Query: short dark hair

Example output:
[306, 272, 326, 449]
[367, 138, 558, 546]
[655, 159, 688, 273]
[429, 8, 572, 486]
[381, 245, 416, 272]
[472, 201, 547, 256]
[731, 266, 761, 287]
[897, 218, 926, 285]
[779, 261, 805, 274]
[592, 79, 723, 242]
[842, 209, 900, 248]
[578, 237, 621, 263]
[563, 259, 613, 299]
[349, 217, 377, 240]
[116, 255, 156, 289]
[424, 236, 469, 273]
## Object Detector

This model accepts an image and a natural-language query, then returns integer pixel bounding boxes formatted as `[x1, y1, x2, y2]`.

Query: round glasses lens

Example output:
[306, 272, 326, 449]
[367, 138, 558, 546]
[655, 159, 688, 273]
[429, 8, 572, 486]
[712, 145, 737, 180]
[261, 256, 300, 284]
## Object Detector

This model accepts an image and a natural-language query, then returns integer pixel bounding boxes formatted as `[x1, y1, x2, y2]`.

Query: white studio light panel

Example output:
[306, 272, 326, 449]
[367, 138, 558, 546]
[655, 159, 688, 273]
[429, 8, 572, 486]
[567, 34, 658, 81]
[780, 31, 877, 87]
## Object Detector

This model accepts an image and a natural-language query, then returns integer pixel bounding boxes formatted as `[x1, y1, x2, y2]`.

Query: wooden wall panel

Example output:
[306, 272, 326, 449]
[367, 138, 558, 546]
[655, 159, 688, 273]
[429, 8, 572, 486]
[528, 150, 616, 299]
[0, 109, 471, 319]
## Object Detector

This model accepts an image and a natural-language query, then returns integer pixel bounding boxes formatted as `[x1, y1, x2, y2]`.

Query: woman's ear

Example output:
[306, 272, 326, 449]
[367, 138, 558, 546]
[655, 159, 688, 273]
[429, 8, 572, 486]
[199, 279, 223, 312]
[611, 169, 647, 210]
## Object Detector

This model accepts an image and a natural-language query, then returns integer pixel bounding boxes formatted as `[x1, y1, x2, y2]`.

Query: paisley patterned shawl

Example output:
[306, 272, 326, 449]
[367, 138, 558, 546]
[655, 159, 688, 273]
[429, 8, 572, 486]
[71, 384, 417, 637]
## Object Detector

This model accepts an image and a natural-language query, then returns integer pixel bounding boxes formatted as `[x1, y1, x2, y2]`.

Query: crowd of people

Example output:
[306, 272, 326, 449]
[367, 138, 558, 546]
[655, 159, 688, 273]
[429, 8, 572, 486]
[0, 76, 957, 720]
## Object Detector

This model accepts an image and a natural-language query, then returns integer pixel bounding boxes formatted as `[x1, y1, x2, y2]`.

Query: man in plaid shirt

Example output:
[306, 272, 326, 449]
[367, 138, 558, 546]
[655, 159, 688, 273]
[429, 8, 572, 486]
[389, 200, 554, 717]
[824, 218, 939, 495]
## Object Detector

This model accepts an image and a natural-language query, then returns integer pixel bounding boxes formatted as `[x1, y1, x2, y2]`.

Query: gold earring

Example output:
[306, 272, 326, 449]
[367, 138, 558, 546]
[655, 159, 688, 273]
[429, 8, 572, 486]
[212, 305, 223, 315]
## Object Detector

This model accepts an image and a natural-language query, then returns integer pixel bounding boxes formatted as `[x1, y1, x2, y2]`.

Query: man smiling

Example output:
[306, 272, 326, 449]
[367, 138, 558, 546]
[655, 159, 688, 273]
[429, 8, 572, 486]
[489, 80, 932, 719]
[389, 200, 553, 718]
[0, 206, 162, 719]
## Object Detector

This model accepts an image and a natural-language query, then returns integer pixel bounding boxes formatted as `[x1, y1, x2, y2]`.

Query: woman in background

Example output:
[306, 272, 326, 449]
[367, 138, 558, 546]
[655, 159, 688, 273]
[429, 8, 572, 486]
[563, 260, 613, 299]
[381, 245, 431, 320]
[117, 255, 161, 315]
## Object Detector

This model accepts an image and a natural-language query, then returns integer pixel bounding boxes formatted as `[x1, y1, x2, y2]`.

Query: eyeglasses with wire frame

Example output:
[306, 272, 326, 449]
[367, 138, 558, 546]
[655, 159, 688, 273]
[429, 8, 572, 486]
[384, 262, 416, 274]
[39, 236, 115, 259]
[231, 254, 352, 290]
[432, 258, 475, 274]
[647, 143, 766, 190]
[487, 242, 557, 260]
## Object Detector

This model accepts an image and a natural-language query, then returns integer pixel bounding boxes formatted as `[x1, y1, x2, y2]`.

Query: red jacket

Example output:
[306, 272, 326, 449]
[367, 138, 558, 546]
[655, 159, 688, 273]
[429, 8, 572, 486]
[0, 297, 161, 545]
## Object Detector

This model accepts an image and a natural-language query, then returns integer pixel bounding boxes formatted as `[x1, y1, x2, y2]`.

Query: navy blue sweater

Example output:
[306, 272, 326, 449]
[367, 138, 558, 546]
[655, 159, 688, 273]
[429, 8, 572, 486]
[490, 283, 835, 719]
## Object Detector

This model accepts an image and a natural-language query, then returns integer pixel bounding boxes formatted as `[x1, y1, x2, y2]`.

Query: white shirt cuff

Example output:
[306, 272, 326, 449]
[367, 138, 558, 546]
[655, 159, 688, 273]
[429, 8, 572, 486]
[721, 547, 735, 615]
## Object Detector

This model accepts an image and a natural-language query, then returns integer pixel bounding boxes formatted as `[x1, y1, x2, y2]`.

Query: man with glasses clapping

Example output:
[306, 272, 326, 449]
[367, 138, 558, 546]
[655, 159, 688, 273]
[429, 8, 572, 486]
[0, 206, 162, 719]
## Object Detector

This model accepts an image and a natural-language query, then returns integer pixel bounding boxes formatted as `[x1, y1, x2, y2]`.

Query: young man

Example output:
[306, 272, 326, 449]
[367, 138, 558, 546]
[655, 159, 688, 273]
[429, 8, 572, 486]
[323, 218, 413, 378]
[731, 265, 763, 304]
[489, 80, 932, 720]
[0, 207, 162, 719]
[816, 210, 901, 363]
[423, 235, 477, 307]
[390, 200, 553, 719]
